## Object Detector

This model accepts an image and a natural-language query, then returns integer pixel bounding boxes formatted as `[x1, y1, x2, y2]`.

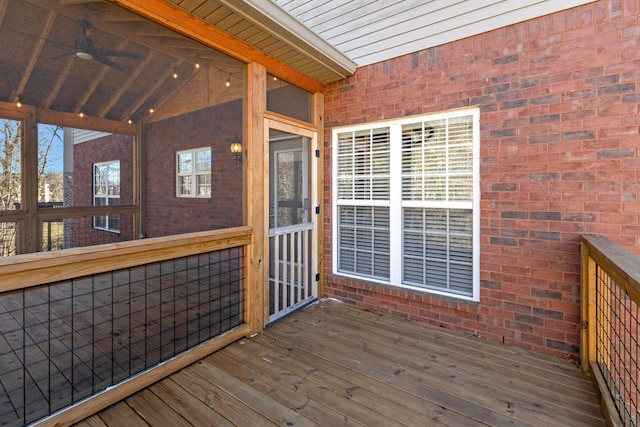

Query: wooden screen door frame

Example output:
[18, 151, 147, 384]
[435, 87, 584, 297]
[264, 117, 318, 324]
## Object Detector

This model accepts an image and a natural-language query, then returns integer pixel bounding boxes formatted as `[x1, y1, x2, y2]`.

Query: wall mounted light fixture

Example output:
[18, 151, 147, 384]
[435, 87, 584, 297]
[230, 134, 242, 164]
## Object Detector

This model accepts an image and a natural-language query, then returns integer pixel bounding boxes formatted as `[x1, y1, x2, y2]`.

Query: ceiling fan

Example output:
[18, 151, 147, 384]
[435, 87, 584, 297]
[53, 17, 143, 71]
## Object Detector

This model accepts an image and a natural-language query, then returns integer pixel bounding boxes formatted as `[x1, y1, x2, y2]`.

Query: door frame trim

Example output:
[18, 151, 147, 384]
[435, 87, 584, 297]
[264, 115, 318, 324]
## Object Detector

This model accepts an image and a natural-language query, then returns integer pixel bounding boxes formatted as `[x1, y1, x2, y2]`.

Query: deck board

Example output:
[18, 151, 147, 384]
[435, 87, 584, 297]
[80, 299, 604, 426]
[281, 304, 603, 424]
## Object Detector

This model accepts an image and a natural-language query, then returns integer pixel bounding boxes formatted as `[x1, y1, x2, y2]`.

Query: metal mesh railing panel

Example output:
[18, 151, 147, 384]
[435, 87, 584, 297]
[0, 222, 17, 256]
[595, 265, 639, 426]
[0, 246, 245, 426]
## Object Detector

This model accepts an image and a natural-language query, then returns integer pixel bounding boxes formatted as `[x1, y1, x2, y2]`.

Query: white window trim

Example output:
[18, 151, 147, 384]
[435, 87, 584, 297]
[176, 147, 211, 198]
[93, 160, 120, 233]
[332, 108, 480, 302]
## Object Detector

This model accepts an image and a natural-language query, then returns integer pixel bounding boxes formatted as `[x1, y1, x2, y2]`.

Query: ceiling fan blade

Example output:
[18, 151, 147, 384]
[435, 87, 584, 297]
[92, 46, 143, 59]
[50, 51, 75, 60]
[92, 54, 123, 71]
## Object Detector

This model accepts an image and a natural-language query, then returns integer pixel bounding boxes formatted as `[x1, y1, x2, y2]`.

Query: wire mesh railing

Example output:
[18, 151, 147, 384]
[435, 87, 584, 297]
[0, 244, 246, 426]
[594, 266, 639, 426]
[581, 235, 640, 427]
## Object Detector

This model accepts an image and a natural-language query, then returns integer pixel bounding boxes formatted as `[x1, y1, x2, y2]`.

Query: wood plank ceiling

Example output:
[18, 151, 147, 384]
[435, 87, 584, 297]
[165, 0, 356, 84]
[0, 0, 356, 129]
[0, 0, 245, 125]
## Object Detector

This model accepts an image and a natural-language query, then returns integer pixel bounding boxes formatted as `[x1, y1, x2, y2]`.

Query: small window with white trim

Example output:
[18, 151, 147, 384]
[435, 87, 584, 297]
[176, 148, 211, 198]
[93, 160, 120, 232]
[333, 108, 480, 300]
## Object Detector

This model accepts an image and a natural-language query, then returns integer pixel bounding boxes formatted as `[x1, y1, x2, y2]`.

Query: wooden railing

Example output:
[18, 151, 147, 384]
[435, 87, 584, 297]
[581, 235, 640, 427]
[0, 226, 252, 427]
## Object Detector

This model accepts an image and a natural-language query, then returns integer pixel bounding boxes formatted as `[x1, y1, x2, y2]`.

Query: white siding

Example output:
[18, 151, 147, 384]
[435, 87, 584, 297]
[274, 0, 597, 66]
[72, 129, 111, 145]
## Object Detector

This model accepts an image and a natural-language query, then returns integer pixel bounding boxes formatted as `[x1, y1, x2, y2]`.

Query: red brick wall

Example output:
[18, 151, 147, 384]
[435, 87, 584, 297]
[323, 0, 640, 358]
[143, 101, 243, 238]
[73, 134, 135, 246]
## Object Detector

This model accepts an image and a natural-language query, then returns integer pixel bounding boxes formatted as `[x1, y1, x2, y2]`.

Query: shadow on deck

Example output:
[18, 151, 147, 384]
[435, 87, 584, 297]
[76, 299, 605, 426]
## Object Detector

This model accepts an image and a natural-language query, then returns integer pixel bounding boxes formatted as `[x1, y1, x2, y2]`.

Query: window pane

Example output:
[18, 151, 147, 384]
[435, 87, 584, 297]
[108, 216, 120, 232]
[402, 116, 473, 202]
[195, 150, 211, 172]
[94, 216, 106, 228]
[197, 174, 211, 196]
[178, 153, 192, 173]
[402, 207, 473, 296]
[267, 74, 312, 123]
[178, 176, 192, 195]
[94, 164, 107, 196]
[93, 161, 120, 232]
[336, 128, 390, 201]
[337, 206, 390, 280]
[107, 162, 120, 196]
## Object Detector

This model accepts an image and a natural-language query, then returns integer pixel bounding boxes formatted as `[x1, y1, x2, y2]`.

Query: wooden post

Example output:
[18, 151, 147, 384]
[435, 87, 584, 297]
[132, 129, 141, 240]
[580, 239, 597, 374]
[314, 92, 325, 298]
[21, 107, 39, 254]
[246, 61, 267, 334]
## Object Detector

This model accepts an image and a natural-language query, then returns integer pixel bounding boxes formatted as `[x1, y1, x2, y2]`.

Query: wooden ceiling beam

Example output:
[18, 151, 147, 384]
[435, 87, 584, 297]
[42, 57, 76, 110]
[73, 39, 130, 114]
[10, 10, 57, 103]
[143, 66, 204, 123]
[0, 0, 8, 27]
[0, 101, 136, 135]
[60, 0, 103, 4]
[119, 60, 177, 122]
[96, 51, 156, 118]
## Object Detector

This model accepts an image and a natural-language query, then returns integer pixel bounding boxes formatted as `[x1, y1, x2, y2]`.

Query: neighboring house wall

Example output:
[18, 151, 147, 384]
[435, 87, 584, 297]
[323, 0, 640, 358]
[73, 134, 135, 246]
[143, 100, 243, 238]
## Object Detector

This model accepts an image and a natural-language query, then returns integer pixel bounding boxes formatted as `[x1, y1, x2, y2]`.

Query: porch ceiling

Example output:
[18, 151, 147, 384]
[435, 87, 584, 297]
[0, 0, 243, 125]
[165, 0, 357, 84]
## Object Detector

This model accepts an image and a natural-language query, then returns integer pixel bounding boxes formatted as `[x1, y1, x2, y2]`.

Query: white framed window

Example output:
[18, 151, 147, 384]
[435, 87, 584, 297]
[332, 108, 480, 301]
[93, 160, 120, 233]
[176, 148, 211, 198]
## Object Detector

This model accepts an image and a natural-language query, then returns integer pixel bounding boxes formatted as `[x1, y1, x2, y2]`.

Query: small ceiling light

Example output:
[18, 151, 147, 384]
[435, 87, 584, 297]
[226, 74, 231, 87]
[172, 68, 178, 79]
[149, 108, 154, 114]
[194, 56, 201, 69]
[16, 98, 22, 108]
[79, 112, 84, 118]
[127, 119, 132, 124]
[273, 76, 278, 81]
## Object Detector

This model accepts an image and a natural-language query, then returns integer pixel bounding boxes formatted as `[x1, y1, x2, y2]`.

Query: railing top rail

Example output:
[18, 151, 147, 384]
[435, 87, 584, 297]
[581, 235, 640, 305]
[0, 225, 252, 293]
[269, 221, 314, 237]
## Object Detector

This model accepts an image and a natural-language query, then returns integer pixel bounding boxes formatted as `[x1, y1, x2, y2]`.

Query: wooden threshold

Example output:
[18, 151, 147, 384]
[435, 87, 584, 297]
[75, 299, 605, 427]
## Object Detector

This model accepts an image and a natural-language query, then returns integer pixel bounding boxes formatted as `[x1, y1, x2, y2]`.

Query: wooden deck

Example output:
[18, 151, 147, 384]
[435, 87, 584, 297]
[75, 299, 605, 427]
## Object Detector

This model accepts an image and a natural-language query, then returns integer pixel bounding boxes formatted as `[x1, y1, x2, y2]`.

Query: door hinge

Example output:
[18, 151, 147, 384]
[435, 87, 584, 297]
[315, 149, 320, 158]
[315, 273, 320, 282]
[315, 206, 320, 214]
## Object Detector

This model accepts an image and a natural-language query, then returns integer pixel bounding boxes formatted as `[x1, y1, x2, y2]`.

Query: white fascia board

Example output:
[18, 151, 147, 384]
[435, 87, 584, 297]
[220, 0, 357, 79]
